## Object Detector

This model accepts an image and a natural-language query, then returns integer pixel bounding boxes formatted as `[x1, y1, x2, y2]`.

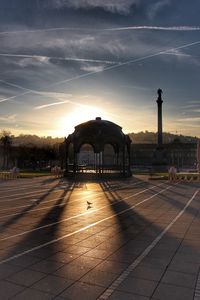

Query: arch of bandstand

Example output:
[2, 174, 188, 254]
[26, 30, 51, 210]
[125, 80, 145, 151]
[64, 117, 132, 178]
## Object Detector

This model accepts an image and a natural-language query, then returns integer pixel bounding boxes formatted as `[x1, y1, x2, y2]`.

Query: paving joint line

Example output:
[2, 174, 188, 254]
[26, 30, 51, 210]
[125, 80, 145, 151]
[0, 183, 173, 265]
[98, 188, 199, 299]
[150, 186, 199, 298]
[0, 179, 145, 214]
[0, 182, 165, 242]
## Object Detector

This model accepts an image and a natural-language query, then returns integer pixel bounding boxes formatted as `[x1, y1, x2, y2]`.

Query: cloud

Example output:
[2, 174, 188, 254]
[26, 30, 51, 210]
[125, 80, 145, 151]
[49, 0, 137, 14]
[157, 40, 200, 66]
[18, 56, 50, 67]
[81, 64, 105, 72]
[0, 53, 117, 65]
[1, 23, 199, 73]
[159, 48, 198, 64]
[177, 117, 200, 123]
[1, 38, 200, 104]
[148, 0, 171, 19]
[0, 27, 98, 36]
[162, 49, 190, 58]
[180, 103, 200, 117]
[120, 85, 153, 91]
[182, 102, 200, 109]
[0, 114, 17, 122]
[0, 114, 19, 131]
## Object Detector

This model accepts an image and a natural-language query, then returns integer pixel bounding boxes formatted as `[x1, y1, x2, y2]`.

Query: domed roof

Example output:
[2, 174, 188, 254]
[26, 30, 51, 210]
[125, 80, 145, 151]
[74, 117, 124, 140]
[66, 117, 131, 153]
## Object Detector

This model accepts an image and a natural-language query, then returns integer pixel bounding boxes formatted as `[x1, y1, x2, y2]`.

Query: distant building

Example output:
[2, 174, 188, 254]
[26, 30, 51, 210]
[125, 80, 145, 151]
[131, 141, 197, 169]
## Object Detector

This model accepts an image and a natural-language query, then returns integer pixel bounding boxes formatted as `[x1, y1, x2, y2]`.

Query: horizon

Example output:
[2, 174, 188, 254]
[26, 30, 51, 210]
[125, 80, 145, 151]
[3, 128, 198, 140]
[0, 1, 200, 138]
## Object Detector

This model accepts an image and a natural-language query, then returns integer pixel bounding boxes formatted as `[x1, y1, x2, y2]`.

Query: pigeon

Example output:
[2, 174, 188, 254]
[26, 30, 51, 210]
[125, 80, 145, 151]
[87, 201, 93, 205]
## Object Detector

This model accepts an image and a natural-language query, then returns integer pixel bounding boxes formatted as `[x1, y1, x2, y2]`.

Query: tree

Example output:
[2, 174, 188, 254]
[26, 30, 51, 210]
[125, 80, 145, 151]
[0, 130, 12, 169]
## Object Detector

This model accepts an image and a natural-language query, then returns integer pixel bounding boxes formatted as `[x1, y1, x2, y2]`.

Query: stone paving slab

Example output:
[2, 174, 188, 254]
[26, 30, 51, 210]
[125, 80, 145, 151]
[161, 270, 197, 289]
[79, 269, 119, 287]
[152, 283, 194, 300]
[12, 288, 54, 300]
[31, 274, 73, 295]
[0, 280, 25, 299]
[60, 282, 105, 299]
[7, 268, 45, 287]
[108, 290, 149, 300]
[117, 276, 158, 297]
[0, 177, 199, 299]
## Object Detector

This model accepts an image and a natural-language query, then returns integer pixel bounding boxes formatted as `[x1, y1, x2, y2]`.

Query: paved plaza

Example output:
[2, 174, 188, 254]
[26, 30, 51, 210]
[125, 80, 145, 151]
[0, 176, 199, 299]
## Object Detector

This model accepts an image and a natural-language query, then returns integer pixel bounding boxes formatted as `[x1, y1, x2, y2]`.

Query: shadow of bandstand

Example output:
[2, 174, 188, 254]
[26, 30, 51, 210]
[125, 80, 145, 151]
[93, 180, 200, 298]
[0, 178, 199, 299]
[0, 181, 75, 259]
[0, 181, 62, 233]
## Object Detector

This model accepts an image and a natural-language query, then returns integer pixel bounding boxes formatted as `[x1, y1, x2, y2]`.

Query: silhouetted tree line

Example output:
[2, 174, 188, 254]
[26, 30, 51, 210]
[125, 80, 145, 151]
[0, 131, 64, 170]
[11, 134, 64, 147]
[0, 130, 12, 169]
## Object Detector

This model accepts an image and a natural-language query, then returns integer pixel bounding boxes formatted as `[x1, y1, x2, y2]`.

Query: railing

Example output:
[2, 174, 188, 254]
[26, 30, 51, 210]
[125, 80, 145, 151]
[176, 173, 200, 181]
[148, 172, 200, 181]
[0, 171, 20, 180]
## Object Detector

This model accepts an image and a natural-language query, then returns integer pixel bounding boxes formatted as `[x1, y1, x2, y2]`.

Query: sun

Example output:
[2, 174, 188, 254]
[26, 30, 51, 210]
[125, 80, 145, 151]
[56, 105, 106, 136]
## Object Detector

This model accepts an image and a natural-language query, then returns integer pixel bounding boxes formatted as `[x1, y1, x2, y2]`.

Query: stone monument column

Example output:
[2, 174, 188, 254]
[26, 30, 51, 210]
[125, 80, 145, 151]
[152, 89, 168, 170]
[157, 88, 163, 148]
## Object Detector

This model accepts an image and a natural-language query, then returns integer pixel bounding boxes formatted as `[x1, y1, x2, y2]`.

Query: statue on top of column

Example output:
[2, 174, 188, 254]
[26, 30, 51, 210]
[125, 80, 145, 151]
[157, 88, 163, 101]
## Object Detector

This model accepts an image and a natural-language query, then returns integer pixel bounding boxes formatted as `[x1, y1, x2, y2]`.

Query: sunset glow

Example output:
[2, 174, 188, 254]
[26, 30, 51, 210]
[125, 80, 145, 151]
[56, 105, 106, 136]
[0, 1, 200, 138]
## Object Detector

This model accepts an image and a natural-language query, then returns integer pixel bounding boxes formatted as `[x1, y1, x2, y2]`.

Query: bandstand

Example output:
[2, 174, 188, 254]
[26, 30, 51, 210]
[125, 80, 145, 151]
[64, 117, 132, 178]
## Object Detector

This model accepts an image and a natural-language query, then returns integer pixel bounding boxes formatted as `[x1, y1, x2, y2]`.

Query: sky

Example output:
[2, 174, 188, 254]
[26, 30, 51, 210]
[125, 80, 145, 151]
[0, 0, 200, 138]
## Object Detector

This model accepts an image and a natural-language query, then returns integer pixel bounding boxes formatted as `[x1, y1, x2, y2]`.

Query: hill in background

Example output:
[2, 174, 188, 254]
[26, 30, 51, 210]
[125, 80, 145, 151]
[6, 131, 197, 147]
[11, 135, 64, 147]
[128, 131, 197, 144]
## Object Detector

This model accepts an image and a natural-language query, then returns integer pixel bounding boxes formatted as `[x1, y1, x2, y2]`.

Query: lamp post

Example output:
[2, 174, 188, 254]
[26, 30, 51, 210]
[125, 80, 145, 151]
[197, 139, 200, 180]
[157, 88, 163, 148]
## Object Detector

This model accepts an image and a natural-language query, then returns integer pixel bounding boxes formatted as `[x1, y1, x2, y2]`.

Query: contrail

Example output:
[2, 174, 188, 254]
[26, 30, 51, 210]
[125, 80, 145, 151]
[35, 100, 70, 110]
[0, 79, 43, 103]
[41, 39, 200, 89]
[0, 53, 117, 65]
[0, 79, 72, 106]
[162, 52, 190, 57]
[0, 27, 101, 36]
[0, 25, 200, 35]
[0, 78, 90, 110]
[1, 39, 200, 103]
[104, 26, 200, 31]
[34, 96, 121, 116]
[0, 79, 37, 93]
[0, 91, 29, 103]
[0, 78, 119, 115]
